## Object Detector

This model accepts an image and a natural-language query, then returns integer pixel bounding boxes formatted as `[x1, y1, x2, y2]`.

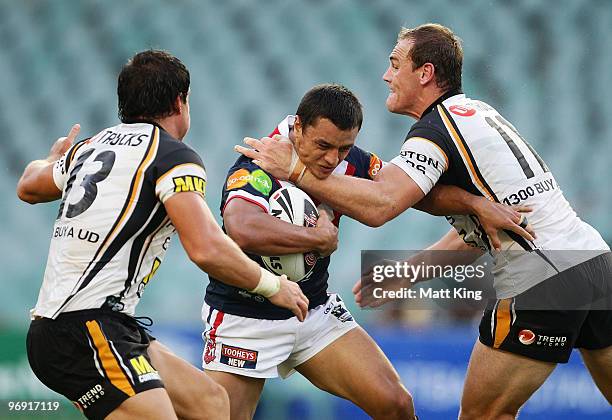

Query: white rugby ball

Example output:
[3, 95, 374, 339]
[262, 186, 320, 282]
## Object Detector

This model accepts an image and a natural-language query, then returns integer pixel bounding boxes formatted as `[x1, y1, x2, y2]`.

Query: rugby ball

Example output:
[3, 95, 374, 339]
[262, 186, 320, 282]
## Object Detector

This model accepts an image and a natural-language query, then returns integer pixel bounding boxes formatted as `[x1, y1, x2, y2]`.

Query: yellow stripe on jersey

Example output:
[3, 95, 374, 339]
[92, 127, 160, 262]
[66, 140, 89, 169]
[408, 136, 450, 169]
[493, 298, 512, 348]
[438, 105, 494, 201]
[156, 163, 205, 186]
[85, 320, 135, 396]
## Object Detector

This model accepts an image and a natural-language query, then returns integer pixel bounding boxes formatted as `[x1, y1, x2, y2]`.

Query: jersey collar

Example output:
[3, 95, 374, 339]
[277, 115, 295, 137]
[420, 89, 463, 119]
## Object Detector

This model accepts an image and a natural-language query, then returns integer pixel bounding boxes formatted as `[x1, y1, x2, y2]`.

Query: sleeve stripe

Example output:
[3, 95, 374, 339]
[408, 136, 450, 169]
[65, 140, 89, 170]
[156, 162, 205, 185]
[222, 191, 269, 215]
[388, 158, 429, 195]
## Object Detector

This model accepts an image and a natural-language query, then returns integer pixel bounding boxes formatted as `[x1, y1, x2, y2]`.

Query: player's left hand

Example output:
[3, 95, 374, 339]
[235, 135, 296, 180]
[472, 198, 535, 251]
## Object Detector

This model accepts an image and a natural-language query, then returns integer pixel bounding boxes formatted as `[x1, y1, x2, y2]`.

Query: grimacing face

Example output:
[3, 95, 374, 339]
[293, 117, 359, 179]
[382, 38, 421, 116]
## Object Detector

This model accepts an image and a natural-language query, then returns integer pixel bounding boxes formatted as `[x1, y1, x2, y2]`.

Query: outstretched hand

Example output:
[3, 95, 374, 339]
[235, 135, 297, 180]
[473, 198, 535, 251]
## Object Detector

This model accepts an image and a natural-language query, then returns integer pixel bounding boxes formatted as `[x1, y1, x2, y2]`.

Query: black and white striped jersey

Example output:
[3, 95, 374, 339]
[390, 91, 609, 297]
[34, 122, 206, 318]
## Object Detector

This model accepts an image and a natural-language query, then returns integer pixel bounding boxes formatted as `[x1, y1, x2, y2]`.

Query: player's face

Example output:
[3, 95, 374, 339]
[294, 117, 358, 179]
[383, 39, 421, 116]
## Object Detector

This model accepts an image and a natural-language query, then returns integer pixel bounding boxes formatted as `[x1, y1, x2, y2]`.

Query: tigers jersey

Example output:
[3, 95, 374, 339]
[34, 122, 207, 319]
[205, 115, 383, 319]
[390, 91, 609, 298]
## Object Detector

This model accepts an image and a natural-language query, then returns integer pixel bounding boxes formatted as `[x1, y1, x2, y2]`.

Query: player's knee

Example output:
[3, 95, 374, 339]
[369, 384, 415, 419]
[180, 380, 229, 420]
[203, 381, 230, 420]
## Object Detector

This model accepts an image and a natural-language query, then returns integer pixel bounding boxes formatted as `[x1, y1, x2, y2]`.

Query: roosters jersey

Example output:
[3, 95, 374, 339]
[34, 122, 207, 318]
[390, 91, 609, 297]
[205, 115, 383, 319]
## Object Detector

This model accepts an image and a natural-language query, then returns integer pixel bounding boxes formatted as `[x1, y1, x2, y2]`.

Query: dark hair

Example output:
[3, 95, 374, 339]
[398, 23, 463, 92]
[117, 50, 190, 122]
[296, 84, 363, 131]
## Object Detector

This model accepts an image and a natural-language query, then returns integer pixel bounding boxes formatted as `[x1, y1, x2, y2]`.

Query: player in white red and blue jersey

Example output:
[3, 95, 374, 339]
[237, 25, 612, 419]
[202, 85, 418, 419]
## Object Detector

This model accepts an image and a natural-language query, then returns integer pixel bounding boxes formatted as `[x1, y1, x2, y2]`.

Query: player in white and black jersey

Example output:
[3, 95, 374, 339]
[237, 24, 612, 419]
[17, 50, 308, 420]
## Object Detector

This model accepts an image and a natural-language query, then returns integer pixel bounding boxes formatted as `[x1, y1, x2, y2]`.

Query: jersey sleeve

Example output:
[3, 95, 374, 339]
[154, 146, 207, 203]
[221, 159, 274, 215]
[344, 146, 385, 180]
[52, 140, 90, 190]
[389, 128, 450, 195]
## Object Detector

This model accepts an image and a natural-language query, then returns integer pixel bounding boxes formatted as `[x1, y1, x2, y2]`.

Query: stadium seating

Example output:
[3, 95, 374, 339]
[2, 0, 611, 324]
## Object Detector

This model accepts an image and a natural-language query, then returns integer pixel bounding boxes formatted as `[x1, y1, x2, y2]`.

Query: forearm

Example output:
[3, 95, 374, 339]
[227, 213, 323, 255]
[17, 159, 59, 203]
[197, 229, 263, 290]
[167, 193, 263, 290]
[402, 230, 483, 285]
[298, 169, 414, 227]
[414, 184, 483, 216]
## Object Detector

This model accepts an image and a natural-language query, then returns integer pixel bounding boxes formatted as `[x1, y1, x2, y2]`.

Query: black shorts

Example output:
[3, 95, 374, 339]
[26, 309, 164, 419]
[479, 252, 612, 363]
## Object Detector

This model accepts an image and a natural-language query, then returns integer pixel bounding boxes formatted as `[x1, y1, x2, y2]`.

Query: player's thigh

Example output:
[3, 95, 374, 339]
[148, 340, 229, 420]
[295, 327, 413, 417]
[205, 370, 265, 420]
[460, 340, 556, 419]
[580, 346, 612, 403]
[106, 388, 176, 420]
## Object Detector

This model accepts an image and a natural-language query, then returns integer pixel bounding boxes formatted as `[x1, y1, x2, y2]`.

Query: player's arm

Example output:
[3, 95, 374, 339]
[164, 192, 309, 321]
[237, 136, 534, 244]
[415, 184, 535, 249]
[224, 198, 337, 257]
[354, 229, 485, 307]
[237, 136, 433, 227]
[17, 124, 80, 204]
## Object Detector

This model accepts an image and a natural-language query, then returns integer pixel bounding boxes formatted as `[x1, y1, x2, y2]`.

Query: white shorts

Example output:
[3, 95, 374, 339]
[201, 293, 358, 378]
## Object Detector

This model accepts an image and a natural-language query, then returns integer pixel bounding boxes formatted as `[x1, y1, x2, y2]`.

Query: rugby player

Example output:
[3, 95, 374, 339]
[16, 50, 308, 420]
[236, 24, 612, 418]
[205, 84, 534, 420]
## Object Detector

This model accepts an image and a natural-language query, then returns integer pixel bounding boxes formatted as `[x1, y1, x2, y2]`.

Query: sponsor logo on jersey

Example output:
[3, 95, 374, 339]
[226, 169, 273, 196]
[129, 355, 161, 383]
[449, 105, 476, 117]
[518, 329, 567, 347]
[220, 344, 258, 369]
[325, 296, 354, 322]
[76, 384, 104, 409]
[304, 252, 317, 267]
[249, 169, 272, 196]
[368, 153, 383, 178]
[203, 338, 216, 364]
[400, 150, 442, 175]
[226, 168, 251, 190]
[173, 175, 206, 194]
[518, 329, 536, 345]
[138, 257, 161, 297]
